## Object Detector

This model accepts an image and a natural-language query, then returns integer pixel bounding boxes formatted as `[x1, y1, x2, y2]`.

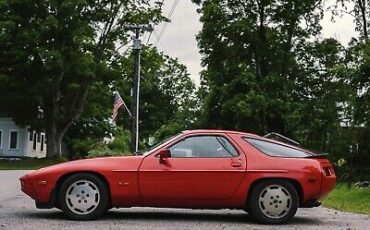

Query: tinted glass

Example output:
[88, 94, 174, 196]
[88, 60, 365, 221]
[10, 131, 18, 149]
[0, 131, 2, 148]
[169, 136, 238, 158]
[143, 133, 182, 156]
[245, 138, 311, 158]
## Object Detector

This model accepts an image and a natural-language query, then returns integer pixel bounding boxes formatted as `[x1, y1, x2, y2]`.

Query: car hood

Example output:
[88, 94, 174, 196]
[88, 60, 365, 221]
[24, 155, 144, 178]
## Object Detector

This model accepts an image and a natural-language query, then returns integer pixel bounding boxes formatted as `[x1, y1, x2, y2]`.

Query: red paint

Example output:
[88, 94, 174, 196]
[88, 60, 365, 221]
[20, 130, 336, 210]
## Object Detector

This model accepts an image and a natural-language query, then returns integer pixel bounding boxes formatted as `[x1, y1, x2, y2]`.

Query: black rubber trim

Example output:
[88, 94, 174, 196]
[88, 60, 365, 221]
[300, 199, 321, 208]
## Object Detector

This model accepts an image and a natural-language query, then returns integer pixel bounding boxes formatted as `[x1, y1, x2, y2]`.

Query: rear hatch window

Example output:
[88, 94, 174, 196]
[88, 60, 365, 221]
[244, 137, 313, 158]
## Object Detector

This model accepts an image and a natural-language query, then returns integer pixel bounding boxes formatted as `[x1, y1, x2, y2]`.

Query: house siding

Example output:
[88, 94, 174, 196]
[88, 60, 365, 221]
[0, 118, 26, 156]
[0, 117, 46, 158]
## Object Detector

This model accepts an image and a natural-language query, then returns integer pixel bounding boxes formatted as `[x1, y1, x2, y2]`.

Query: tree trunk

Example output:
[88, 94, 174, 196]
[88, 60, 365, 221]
[46, 72, 62, 158]
[46, 122, 63, 158]
[358, 0, 368, 39]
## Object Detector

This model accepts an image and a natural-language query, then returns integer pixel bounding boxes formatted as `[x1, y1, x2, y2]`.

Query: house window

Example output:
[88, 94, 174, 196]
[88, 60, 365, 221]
[41, 135, 44, 151]
[33, 133, 37, 150]
[37, 133, 41, 143]
[0, 130, 2, 149]
[9, 131, 18, 150]
[29, 131, 33, 141]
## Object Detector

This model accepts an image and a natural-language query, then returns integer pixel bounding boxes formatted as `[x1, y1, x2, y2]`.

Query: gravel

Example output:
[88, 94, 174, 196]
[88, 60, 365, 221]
[1, 170, 369, 230]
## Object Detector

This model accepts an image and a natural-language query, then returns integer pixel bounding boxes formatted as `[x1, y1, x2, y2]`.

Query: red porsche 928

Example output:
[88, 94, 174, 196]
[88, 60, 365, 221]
[20, 130, 336, 224]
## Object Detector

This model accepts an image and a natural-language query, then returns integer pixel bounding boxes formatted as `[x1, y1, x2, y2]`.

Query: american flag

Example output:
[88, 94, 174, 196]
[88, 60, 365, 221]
[112, 92, 127, 122]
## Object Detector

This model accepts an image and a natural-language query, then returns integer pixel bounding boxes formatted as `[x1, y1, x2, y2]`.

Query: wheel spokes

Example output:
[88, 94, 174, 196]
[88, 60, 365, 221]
[258, 184, 292, 219]
[66, 180, 100, 215]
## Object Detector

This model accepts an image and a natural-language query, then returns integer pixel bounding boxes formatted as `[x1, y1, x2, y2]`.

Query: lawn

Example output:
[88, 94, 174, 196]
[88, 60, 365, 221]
[0, 158, 65, 170]
[323, 184, 370, 215]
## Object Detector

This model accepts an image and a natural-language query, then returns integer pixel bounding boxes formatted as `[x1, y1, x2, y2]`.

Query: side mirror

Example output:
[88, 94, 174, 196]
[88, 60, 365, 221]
[158, 149, 171, 164]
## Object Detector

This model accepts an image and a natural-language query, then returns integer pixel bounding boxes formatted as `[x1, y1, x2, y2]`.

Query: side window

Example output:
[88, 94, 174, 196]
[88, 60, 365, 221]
[169, 136, 238, 158]
[244, 138, 310, 157]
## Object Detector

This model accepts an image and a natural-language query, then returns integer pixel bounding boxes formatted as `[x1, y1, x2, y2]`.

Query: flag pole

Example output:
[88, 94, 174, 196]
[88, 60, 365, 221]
[123, 102, 132, 117]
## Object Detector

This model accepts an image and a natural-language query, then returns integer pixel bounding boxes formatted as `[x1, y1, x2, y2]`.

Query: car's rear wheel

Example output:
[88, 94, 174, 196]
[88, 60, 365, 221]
[248, 180, 299, 224]
[58, 173, 109, 220]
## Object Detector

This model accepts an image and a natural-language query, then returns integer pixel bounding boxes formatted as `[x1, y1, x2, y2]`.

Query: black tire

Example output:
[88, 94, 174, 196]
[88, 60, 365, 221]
[248, 180, 299, 224]
[58, 173, 110, 220]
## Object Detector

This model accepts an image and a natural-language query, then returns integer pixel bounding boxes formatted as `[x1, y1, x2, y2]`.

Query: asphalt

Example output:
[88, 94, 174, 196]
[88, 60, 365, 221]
[0, 170, 369, 230]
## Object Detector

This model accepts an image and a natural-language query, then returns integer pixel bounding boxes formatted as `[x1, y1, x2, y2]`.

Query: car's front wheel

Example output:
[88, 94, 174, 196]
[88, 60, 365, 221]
[248, 180, 299, 224]
[58, 173, 109, 220]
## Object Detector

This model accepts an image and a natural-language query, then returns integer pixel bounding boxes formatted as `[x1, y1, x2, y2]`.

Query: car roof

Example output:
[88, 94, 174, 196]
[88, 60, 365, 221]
[182, 129, 310, 152]
[182, 129, 260, 137]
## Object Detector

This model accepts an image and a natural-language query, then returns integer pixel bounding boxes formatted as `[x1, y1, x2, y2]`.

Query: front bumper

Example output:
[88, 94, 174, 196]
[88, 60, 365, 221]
[35, 189, 56, 209]
[20, 175, 38, 200]
[20, 174, 56, 209]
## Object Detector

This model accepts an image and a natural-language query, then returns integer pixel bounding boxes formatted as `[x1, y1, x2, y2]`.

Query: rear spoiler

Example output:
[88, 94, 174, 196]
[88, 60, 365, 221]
[304, 153, 328, 159]
[263, 132, 300, 146]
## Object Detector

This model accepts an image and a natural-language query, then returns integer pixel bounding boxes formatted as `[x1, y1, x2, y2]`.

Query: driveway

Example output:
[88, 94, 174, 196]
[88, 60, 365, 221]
[0, 170, 369, 229]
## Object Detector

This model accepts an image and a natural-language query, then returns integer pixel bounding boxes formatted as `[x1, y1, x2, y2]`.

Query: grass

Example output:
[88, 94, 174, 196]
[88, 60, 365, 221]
[323, 184, 370, 215]
[0, 158, 65, 170]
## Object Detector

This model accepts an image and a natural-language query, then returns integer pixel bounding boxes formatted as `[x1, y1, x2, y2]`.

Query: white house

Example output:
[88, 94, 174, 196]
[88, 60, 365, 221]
[0, 117, 46, 158]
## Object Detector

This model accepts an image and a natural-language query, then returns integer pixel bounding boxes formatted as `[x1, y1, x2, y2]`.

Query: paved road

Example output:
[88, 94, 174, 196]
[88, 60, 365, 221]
[1, 170, 369, 230]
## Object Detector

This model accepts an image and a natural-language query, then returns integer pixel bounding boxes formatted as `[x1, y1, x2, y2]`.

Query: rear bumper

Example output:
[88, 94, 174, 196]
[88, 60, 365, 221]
[318, 166, 336, 198]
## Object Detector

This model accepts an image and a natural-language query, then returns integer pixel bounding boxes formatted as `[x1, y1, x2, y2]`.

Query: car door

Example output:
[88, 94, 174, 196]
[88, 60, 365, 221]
[138, 134, 246, 204]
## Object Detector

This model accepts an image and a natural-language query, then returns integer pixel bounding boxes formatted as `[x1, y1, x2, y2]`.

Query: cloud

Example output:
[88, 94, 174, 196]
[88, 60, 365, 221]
[149, 0, 358, 86]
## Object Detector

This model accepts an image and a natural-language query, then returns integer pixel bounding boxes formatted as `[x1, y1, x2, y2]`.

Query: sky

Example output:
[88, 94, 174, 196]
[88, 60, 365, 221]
[144, 1, 358, 85]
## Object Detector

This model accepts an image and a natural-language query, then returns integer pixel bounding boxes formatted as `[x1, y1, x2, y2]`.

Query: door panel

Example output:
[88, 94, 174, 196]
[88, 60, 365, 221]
[139, 134, 246, 204]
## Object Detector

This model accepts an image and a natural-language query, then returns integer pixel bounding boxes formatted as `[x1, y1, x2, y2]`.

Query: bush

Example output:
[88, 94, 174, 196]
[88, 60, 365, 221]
[87, 128, 132, 158]
[69, 138, 98, 158]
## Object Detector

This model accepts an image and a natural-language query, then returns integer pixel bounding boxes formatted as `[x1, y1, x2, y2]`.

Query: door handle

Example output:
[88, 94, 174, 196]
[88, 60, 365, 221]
[231, 159, 242, 167]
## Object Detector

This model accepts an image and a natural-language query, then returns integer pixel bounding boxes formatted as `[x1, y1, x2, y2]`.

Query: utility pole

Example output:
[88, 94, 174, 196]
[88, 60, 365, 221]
[124, 24, 152, 154]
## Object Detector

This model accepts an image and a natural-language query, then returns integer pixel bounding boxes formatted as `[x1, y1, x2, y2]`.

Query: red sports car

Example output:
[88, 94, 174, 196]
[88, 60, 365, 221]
[20, 130, 336, 224]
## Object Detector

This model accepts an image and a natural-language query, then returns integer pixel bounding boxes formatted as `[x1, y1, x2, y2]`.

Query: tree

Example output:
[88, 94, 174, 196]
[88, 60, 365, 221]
[113, 47, 198, 146]
[293, 38, 356, 152]
[63, 46, 197, 157]
[0, 0, 163, 157]
[331, 0, 370, 39]
[193, 0, 323, 135]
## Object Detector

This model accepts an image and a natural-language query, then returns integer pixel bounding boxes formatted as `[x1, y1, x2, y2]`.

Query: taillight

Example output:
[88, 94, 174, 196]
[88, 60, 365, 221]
[323, 167, 331, 176]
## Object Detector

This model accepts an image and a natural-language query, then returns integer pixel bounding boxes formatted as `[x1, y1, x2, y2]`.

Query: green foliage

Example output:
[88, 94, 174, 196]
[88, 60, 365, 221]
[323, 184, 370, 215]
[87, 128, 131, 158]
[0, 0, 165, 157]
[111, 46, 198, 150]
[193, 0, 370, 179]
[194, 0, 324, 134]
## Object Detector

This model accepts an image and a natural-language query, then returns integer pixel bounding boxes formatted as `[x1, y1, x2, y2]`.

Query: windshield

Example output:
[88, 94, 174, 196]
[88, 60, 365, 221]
[143, 133, 182, 156]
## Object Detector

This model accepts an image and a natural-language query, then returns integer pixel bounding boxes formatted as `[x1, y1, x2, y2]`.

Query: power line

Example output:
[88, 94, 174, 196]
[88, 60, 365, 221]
[146, 0, 165, 45]
[155, 0, 179, 46]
